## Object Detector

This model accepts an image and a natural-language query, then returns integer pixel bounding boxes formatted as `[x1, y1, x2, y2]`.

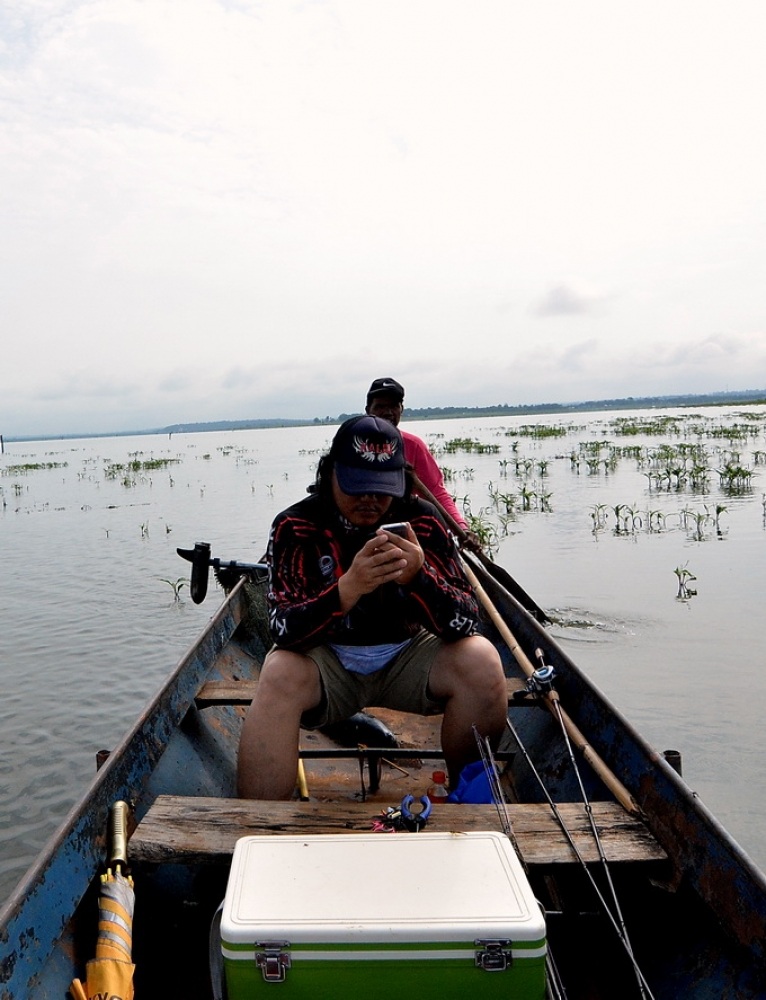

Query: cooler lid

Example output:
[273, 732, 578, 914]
[221, 831, 545, 944]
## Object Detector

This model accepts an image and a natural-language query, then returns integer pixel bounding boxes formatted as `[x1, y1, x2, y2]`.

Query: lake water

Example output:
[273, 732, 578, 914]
[2, 406, 766, 906]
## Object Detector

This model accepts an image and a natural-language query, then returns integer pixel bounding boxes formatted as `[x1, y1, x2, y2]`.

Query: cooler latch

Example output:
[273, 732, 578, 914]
[475, 939, 513, 972]
[255, 941, 292, 982]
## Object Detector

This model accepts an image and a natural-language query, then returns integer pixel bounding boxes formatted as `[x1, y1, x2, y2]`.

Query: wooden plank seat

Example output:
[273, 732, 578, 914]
[195, 675, 531, 709]
[130, 794, 667, 868]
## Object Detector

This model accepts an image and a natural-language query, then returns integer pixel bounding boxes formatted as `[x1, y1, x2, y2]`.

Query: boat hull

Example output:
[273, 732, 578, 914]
[2, 572, 765, 998]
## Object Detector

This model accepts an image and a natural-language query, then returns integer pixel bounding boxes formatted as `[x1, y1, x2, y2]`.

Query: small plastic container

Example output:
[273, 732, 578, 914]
[427, 770, 449, 804]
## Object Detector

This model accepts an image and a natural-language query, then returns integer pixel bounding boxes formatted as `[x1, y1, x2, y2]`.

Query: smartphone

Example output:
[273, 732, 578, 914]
[380, 522, 409, 537]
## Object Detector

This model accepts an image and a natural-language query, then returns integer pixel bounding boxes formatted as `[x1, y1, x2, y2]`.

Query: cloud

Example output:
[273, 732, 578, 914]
[2, 2, 766, 439]
[3, 332, 765, 441]
[560, 339, 601, 372]
[533, 282, 613, 317]
[157, 370, 197, 393]
[632, 332, 766, 374]
[35, 371, 141, 403]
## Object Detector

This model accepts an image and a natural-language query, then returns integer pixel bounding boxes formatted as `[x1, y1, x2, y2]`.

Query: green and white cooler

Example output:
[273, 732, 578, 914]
[220, 831, 546, 999]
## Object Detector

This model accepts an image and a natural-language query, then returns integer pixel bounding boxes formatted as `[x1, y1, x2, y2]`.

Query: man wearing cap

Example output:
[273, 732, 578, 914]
[237, 415, 507, 800]
[365, 377, 480, 547]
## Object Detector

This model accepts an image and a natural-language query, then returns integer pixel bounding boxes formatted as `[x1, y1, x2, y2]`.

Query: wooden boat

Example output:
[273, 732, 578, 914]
[2, 557, 766, 999]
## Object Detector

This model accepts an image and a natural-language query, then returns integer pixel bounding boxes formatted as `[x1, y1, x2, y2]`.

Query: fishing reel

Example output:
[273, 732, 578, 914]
[512, 660, 557, 704]
[529, 648, 556, 694]
[528, 664, 555, 694]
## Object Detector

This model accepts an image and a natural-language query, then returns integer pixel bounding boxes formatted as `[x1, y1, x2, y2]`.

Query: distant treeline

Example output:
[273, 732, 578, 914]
[6, 389, 766, 443]
[167, 389, 766, 431]
[163, 418, 307, 434]
[336, 389, 766, 424]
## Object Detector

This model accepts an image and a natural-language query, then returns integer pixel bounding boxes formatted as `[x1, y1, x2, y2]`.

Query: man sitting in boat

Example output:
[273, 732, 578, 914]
[364, 376, 482, 551]
[237, 414, 507, 800]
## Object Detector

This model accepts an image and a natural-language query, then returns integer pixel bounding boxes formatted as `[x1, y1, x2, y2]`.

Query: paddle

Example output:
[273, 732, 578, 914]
[407, 471, 550, 623]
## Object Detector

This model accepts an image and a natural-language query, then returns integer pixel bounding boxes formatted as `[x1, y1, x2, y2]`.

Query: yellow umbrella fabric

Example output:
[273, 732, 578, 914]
[71, 803, 135, 1000]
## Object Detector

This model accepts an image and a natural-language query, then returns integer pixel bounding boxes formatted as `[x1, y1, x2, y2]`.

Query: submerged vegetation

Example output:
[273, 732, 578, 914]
[104, 456, 181, 478]
[160, 577, 186, 601]
[2, 405, 765, 606]
[2, 461, 68, 474]
[674, 563, 698, 601]
[433, 409, 765, 562]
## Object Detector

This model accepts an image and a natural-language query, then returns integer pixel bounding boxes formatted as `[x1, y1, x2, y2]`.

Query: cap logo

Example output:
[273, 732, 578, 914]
[353, 435, 398, 463]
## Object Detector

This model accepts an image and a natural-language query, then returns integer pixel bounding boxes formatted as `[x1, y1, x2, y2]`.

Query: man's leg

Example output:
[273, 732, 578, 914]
[427, 635, 508, 788]
[237, 649, 323, 800]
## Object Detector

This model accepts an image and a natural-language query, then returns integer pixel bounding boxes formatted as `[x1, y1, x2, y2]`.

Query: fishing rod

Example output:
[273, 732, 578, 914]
[534, 649, 650, 1000]
[505, 708, 656, 1000]
[472, 727, 568, 1000]
[472, 726, 514, 842]
[462, 554, 651, 994]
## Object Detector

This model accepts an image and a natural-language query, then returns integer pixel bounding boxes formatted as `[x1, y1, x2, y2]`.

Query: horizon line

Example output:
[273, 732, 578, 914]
[3, 387, 765, 445]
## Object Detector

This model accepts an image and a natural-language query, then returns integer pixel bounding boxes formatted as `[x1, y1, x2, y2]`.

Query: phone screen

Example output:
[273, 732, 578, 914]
[380, 522, 408, 537]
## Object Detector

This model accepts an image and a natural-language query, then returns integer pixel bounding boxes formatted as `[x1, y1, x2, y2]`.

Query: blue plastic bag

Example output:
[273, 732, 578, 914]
[446, 760, 493, 803]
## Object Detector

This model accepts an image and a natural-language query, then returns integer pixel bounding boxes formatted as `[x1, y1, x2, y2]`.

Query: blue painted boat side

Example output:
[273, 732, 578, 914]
[3, 567, 766, 996]
[0, 582, 244, 1000]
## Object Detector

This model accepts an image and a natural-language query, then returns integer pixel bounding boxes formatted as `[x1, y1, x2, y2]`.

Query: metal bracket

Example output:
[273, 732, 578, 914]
[475, 939, 513, 972]
[255, 941, 292, 982]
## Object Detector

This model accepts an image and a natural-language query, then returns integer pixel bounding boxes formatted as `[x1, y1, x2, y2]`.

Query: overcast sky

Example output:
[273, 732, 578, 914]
[3, 1, 766, 437]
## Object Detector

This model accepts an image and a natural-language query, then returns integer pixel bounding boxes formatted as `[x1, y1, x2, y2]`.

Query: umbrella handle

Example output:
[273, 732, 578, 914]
[70, 980, 88, 1000]
[108, 800, 129, 872]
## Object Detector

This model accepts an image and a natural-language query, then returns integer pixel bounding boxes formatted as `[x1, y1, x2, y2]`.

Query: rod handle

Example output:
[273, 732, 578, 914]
[109, 800, 129, 870]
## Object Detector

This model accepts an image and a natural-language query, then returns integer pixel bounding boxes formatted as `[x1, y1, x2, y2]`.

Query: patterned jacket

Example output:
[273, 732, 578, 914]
[267, 493, 479, 651]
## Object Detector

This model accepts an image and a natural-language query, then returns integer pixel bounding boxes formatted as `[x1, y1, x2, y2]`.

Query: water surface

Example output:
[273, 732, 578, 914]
[2, 408, 765, 905]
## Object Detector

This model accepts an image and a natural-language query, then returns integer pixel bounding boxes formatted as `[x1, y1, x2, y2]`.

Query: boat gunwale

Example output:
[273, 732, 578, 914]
[0, 579, 247, 995]
[485, 573, 766, 963]
[3, 569, 766, 994]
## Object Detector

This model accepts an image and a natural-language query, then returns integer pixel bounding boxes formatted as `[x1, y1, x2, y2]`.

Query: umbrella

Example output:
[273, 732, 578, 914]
[71, 801, 135, 1000]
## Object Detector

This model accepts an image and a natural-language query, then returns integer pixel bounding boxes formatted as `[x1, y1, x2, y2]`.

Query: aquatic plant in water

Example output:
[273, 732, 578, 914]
[674, 564, 697, 600]
[461, 502, 499, 553]
[717, 462, 754, 492]
[2, 462, 68, 474]
[160, 577, 186, 601]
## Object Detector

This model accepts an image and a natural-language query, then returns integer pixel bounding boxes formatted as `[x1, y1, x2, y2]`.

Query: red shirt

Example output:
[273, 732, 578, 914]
[401, 430, 467, 530]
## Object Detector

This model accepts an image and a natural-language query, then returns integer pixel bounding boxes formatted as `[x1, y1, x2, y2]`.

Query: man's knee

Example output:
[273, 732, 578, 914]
[430, 636, 505, 699]
[468, 641, 507, 707]
[257, 649, 322, 710]
[450, 636, 503, 679]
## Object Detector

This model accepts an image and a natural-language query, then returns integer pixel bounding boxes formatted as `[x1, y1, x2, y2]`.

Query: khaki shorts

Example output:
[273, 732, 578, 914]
[298, 630, 447, 729]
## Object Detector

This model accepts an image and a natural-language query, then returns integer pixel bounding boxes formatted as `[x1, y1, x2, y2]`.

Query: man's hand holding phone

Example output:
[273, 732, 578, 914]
[375, 522, 423, 585]
[339, 522, 424, 611]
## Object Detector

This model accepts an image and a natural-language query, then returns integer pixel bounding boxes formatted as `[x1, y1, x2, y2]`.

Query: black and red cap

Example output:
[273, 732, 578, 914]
[331, 415, 406, 497]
